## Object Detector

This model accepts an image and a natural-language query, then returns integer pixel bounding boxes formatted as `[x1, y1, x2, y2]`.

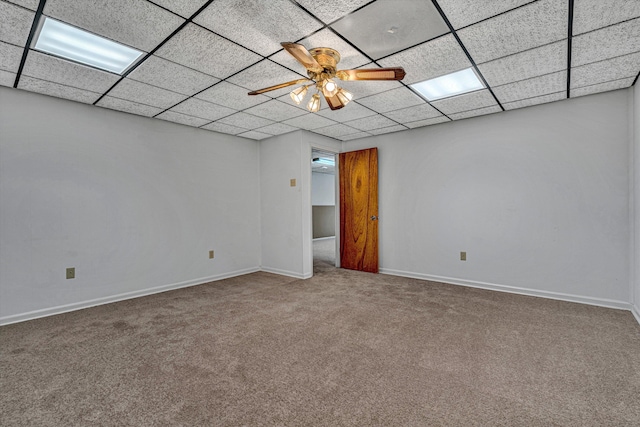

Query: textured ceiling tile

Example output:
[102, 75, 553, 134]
[22, 51, 120, 92]
[201, 121, 247, 135]
[502, 91, 565, 110]
[228, 61, 307, 99]
[316, 102, 376, 122]
[218, 112, 274, 130]
[431, 90, 498, 114]
[170, 98, 236, 121]
[282, 113, 336, 130]
[458, 0, 567, 64]
[0, 41, 24, 73]
[108, 78, 186, 109]
[572, 18, 640, 67]
[295, 0, 371, 24]
[571, 52, 640, 88]
[378, 34, 471, 84]
[449, 105, 502, 121]
[244, 100, 306, 122]
[384, 103, 442, 123]
[573, 0, 640, 35]
[195, 81, 269, 110]
[356, 87, 426, 113]
[5, 0, 39, 10]
[339, 78, 405, 99]
[96, 96, 164, 117]
[493, 71, 567, 103]
[437, 0, 534, 29]
[331, 0, 449, 60]
[151, 0, 210, 18]
[0, 1, 34, 46]
[571, 77, 635, 98]
[238, 130, 272, 140]
[478, 40, 567, 87]
[255, 122, 298, 136]
[156, 24, 261, 78]
[0, 70, 16, 87]
[312, 124, 362, 138]
[44, 0, 184, 52]
[368, 124, 407, 135]
[156, 110, 210, 127]
[194, 0, 322, 56]
[128, 55, 219, 96]
[344, 114, 397, 131]
[17, 75, 101, 103]
[340, 131, 371, 141]
[405, 116, 451, 128]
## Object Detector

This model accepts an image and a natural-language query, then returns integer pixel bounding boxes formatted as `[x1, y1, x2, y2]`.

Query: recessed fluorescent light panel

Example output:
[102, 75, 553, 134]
[313, 157, 335, 166]
[410, 68, 485, 102]
[33, 17, 144, 74]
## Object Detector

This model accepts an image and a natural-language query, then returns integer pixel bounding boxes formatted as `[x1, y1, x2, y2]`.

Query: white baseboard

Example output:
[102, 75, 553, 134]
[632, 305, 640, 326]
[380, 268, 632, 311]
[0, 267, 260, 326]
[260, 267, 310, 279]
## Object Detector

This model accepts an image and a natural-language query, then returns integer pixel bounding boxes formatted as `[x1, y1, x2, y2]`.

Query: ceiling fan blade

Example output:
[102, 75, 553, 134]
[336, 67, 406, 81]
[248, 78, 311, 95]
[324, 92, 345, 111]
[281, 42, 323, 73]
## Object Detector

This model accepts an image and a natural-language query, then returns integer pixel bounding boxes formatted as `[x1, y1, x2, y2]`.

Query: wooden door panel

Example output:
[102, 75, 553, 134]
[339, 148, 378, 273]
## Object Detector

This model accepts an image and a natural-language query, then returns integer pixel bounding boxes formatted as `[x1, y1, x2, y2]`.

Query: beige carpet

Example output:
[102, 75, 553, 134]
[1, 259, 639, 426]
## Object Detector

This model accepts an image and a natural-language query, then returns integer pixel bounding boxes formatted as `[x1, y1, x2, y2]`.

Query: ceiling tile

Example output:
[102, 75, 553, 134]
[339, 78, 405, 99]
[344, 114, 397, 131]
[0, 41, 24, 73]
[44, 0, 184, 52]
[340, 131, 371, 141]
[227, 60, 306, 98]
[478, 40, 567, 87]
[108, 78, 186, 109]
[295, 0, 371, 24]
[493, 71, 567, 103]
[573, 0, 640, 36]
[331, 0, 449, 60]
[17, 75, 101, 103]
[0, 1, 34, 46]
[378, 34, 471, 84]
[195, 81, 270, 110]
[5, 0, 39, 11]
[572, 18, 640, 67]
[405, 116, 451, 129]
[458, 0, 567, 64]
[0, 69, 15, 87]
[128, 55, 219, 96]
[194, 0, 322, 56]
[357, 87, 426, 114]
[384, 103, 443, 123]
[431, 90, 498, 115]
[502, 91, 565, 110]
[571, 77, 635, 98]
[571, 52, 640, 88]
[448, 105, 502, 121]
[170, 98, 236, 121]
[156, 110, 210, 127]
[218, 112, 274, 130]
[437, 0, 534, 30]
[243, 100, 307, 122]
[282, 113, 336, 130]
[316, 102, 376, 122]
[21, 50, 120, 92]
[368, 124, 407, 135]
[155, 23, 261, 78]
[238, 130, 272, 140]
[151, 0, 210, 18]
[96, 96, 164, 117]
[201, 121, 246, 135]
[312, 124, 361, 138]
[256, 122, 298, 136]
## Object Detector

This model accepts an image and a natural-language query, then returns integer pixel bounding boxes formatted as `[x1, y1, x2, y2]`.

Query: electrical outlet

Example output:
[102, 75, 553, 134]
[209, 250, 214, 259]
[460, 252, 466, 261]
[66, 267, 75, 279]
[290, 178, 296, 187]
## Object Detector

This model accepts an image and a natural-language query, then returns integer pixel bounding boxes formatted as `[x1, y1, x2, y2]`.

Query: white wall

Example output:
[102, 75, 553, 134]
[311, 172, 335, 206]
[346, 90, 631, 308]
[633, 85, 640, 322]
[0, 88, 261, 324]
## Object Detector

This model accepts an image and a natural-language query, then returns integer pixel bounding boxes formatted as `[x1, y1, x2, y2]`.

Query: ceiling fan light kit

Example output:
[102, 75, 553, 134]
[248, 42, 406, 113]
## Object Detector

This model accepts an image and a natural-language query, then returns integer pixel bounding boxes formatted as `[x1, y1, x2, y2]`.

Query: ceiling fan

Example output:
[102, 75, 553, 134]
[248, 42, 406, 112]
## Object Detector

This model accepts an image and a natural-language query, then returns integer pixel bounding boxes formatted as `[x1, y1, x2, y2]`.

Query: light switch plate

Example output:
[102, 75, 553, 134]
[460, 252, 466, 261]
[209, 250, 214, 259]
[66, 267, 75, 279]
[290, 178, 296, 187]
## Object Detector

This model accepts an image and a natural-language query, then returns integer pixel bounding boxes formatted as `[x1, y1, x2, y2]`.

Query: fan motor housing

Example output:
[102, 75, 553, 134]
[308, 47, 341, 80]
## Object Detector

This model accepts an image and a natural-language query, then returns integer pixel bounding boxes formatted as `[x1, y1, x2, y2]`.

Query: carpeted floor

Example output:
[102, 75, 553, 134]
[1, 247, 639, 426]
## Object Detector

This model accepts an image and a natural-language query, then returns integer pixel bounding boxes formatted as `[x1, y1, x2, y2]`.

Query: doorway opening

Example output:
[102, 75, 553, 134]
[311, 149, 337, 273]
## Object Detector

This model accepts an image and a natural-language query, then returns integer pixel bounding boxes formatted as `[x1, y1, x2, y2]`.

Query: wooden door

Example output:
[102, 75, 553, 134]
[339, 147, 378, 273]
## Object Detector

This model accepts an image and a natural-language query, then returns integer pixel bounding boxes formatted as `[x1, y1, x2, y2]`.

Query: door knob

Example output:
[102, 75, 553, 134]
[371, 215, 378, 220]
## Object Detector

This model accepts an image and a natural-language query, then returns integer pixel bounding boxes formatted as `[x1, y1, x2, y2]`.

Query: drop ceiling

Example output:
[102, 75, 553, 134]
[1, 0, 638, 142]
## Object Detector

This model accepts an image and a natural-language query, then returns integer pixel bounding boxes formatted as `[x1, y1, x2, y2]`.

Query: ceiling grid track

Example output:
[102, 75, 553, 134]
[567, 0, 574, 98]
[13, 0, 47, 88]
